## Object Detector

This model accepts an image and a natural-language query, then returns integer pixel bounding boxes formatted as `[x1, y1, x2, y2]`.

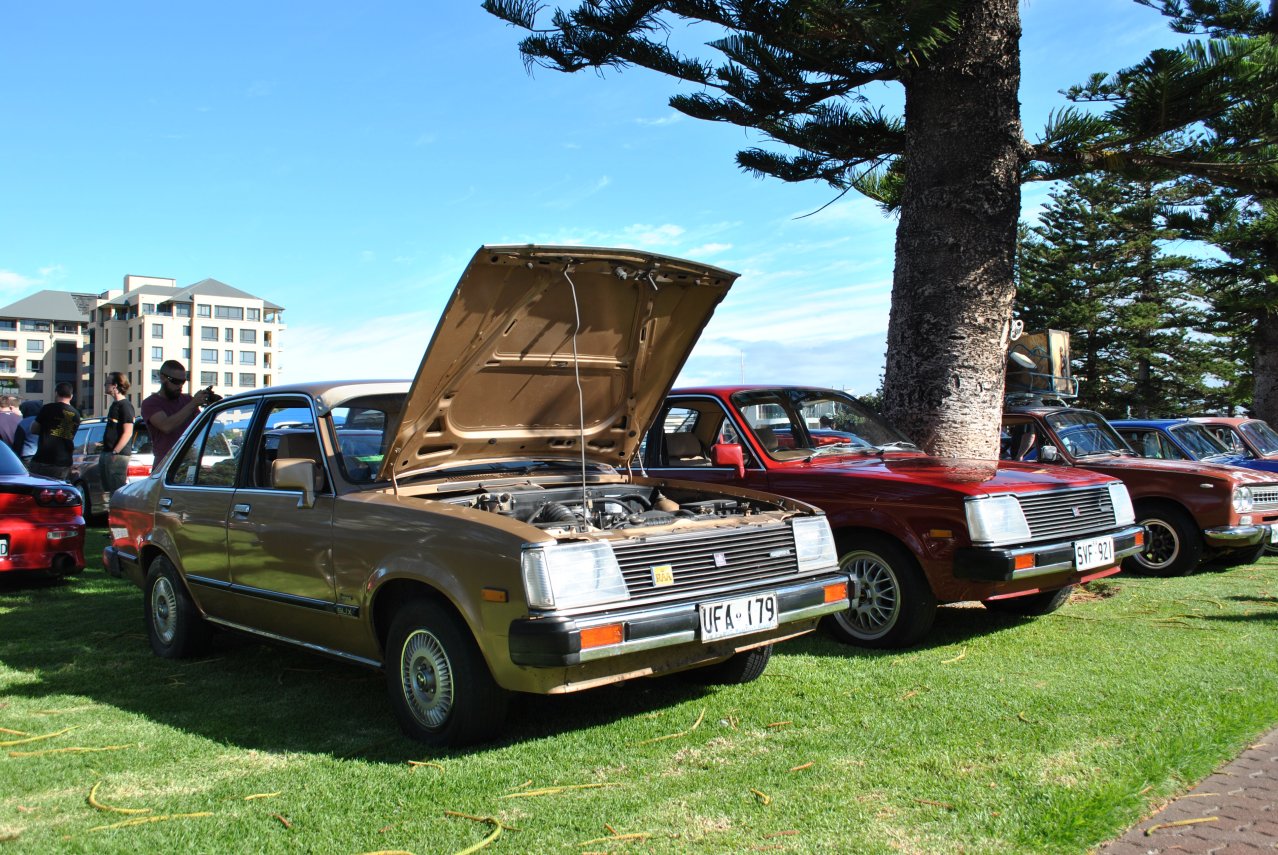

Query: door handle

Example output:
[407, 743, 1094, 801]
[158, 497, 173, 510]
[232, 503, 251, 516]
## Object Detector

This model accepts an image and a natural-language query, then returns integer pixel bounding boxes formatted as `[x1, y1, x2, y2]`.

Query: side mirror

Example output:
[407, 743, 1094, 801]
[1040, 445, 1060, 463]
[271, 458, 317, 508]
[711, 443, 746, 479]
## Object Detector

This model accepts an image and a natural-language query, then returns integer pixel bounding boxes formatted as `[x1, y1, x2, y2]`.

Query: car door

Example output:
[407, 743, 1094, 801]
[643, 397, 772, 491]
[158, 400, 259, 618]
[223, 397, 341, 647]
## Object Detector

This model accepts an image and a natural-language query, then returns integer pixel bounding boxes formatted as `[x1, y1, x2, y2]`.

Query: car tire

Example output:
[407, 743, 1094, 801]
[689, 645, 772, 685]
[385, 600, 509, 747]
[823, 537, 936, 648]
[1123, 505, 1202, 577]
[144, 556, 211, 659]
[983, 585, 1072, 617]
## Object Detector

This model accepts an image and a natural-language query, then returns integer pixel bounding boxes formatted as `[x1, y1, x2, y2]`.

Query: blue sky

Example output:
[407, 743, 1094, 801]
[1, 2, 1183, 395]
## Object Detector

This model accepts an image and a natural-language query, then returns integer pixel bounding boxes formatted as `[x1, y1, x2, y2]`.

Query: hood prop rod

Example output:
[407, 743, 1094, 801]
[561, 263, 592, 526]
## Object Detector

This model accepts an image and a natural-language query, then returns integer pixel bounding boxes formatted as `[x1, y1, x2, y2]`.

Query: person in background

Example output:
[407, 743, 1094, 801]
[0, 396, 21, 452]
[29, 382, 81, 481]
[13, 400, 42, 466]
[142, 360, 215, 463]
[100, 372, 135, 493]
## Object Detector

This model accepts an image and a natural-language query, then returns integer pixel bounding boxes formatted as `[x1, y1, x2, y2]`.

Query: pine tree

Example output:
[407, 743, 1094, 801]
[1016, 175, 1215, 416]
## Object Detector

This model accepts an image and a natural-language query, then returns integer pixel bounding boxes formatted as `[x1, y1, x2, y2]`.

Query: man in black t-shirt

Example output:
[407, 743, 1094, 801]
[29, 382, 81, 481]
[100, 371, 135, 493]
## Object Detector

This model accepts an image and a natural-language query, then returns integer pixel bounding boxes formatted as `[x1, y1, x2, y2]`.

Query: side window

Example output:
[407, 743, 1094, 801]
[1000, 421, 1041, 461]
[167, 404, 256, 487]
[89, 423, 107, 453]
[249, 401, 327, 492]
[648, 401, 736, 468]
[1155, 433, 1185, 460]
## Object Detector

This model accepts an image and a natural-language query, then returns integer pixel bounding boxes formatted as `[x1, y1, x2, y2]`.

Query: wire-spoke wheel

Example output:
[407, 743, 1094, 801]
[385, 600, 509, 746]
[1123, 505, 1201, 577]
[824, 538, 935, 649]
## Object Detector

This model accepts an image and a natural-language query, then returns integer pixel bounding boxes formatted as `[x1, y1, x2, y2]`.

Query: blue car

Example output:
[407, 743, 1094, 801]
[1110, 419, 1255, 468]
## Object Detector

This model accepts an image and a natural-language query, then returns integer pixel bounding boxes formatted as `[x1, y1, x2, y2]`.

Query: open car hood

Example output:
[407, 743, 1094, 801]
[380, 245, 738, 481]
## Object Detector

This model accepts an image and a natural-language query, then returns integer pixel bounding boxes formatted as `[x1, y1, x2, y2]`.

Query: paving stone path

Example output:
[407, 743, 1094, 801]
[1095, 726, 1278, 853]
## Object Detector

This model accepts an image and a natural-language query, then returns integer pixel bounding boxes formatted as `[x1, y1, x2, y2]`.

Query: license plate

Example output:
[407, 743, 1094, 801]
[699, 593, 778, 641]
[1074, 535, 1115, 571]
[0, 538, 8, 558]
[1270, 526, 1277, 545]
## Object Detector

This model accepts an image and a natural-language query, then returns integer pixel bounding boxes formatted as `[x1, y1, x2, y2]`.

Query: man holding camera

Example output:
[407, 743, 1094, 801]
[142, 360, 218, 463]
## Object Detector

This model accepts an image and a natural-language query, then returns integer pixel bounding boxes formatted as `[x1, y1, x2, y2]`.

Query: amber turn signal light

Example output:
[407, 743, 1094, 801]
[823, 581, 849, 603]
[580, 624, 624, 649]
[480, 588, 508, 603]
[1133, 530, 1144, 547]
[1013, 554, 1035, 571]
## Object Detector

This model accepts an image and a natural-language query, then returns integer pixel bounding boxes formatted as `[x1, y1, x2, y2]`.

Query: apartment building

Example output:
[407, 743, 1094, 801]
[0, 275, 284, 417]
[0, 291, 95, 404]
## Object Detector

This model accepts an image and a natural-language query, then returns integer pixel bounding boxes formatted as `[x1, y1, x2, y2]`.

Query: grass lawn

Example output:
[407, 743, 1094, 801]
[1, 527, 1276, 854]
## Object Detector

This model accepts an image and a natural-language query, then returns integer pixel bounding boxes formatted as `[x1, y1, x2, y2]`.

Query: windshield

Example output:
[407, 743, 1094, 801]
[1240, 420, 1278, 456]
[729, 389, 918, 459]
[1168, 423, 1234, 459]
[1044, 410, 1133, 457]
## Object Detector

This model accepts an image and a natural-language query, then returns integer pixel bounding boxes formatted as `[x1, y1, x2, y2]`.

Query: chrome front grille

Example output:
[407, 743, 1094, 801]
[1252, 486, 1278, 511]
[610, 523, 799, 606]
[1015, 486, 1119, 541]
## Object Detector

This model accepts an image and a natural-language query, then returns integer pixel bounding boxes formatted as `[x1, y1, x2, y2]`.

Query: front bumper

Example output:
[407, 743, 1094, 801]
[954, 524, 1145, 583]
[508, 571, 851, 668]
[1203, 524, 1266, 549]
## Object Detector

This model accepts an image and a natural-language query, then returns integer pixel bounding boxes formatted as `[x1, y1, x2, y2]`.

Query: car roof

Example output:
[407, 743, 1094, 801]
[1109, 419, 1193, 429]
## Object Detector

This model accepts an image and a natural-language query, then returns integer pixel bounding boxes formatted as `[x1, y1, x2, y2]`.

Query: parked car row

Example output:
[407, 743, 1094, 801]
[96, 245, 1276, 746]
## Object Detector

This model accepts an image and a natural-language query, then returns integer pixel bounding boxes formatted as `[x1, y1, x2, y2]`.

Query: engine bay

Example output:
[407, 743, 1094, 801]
[443, 483, 769, 533]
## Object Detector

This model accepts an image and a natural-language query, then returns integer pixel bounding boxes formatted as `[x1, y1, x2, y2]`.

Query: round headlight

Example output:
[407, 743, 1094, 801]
[1232, 486, 1253, 513]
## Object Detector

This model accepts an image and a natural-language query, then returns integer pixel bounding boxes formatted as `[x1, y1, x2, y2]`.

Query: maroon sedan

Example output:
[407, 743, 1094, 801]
[0, 443, 85, 577]
[641, 386, 1143, 648]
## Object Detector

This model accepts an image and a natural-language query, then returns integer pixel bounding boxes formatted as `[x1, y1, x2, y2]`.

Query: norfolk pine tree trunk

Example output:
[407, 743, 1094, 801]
[882, 0, 1023, 458]
[1256, 307, 1278, 424]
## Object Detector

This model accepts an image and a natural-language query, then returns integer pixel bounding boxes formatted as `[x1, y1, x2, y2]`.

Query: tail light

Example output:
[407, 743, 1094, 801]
[35, 487, 81, 508]
[126, 463, 152, 480]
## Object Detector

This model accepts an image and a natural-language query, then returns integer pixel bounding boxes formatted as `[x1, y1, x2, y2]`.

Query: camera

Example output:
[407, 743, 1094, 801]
[204, 386, 223, 404]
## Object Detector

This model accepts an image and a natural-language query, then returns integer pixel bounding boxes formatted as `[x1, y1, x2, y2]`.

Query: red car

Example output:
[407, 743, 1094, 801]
[0, 443, 85, 577]
[641, 386, 1144, 648]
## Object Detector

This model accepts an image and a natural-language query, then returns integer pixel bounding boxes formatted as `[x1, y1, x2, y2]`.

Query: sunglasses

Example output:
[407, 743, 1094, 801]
[161, 374, 188, 385]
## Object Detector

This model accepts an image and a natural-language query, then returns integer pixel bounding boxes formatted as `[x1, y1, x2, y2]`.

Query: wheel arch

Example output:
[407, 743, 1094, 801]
[1132, 497, 1202, 543]
[829, 524, 934, 595]
[370, 579, 468, 660]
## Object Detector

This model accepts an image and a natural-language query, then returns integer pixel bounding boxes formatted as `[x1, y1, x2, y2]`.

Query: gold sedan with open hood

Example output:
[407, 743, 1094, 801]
[105, 245, 849, 746]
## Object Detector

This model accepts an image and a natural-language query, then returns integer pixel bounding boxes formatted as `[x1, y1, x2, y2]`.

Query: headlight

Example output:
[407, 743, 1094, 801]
[521, 541, 629, 610]
[1108, 482, 1135, 526]
[1233, 486, 1253, 513]
[792, 516, 837, 572]
[965, 495, 1031, 546]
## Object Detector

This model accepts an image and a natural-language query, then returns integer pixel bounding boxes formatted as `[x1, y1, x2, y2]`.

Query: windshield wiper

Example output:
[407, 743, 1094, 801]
[807, 443, 879, 459]
[875, 441, 920, 452]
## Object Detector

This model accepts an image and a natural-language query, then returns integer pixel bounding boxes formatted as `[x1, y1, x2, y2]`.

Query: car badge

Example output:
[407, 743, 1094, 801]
[1072, 506, 1082, 517]
[651, 564, 675, 587]
[713, 552, 728, 567]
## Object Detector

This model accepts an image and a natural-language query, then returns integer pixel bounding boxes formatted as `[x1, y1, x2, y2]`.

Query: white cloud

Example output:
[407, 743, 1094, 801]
[0, 270, 37, 290]
[687, 242, 732, 257]
[283, 311, 443, 383]
[635, 113, 682, 127]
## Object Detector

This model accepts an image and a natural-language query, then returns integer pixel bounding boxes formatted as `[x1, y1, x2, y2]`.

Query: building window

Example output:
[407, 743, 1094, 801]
[214, 305, 244, 320]
[0, 320, 15, 331]
[239, 373, 255, 387]
[152, 324, 163, 338]
[27, 359, 41, 371]
[143, 303, 156, 314]
[247, 308, 261, 321]
[200, 326, 217, 341]
[223, 372, 234, 386]
[19, 320, 49, 332]
[182, 325, 191, 337]
[176, 304, 191, 318]
[224, 349, 233, 364]
[197, 305, 211, 318]
[0, 360, 13, 372]
[0, 340, 14, 351]
[128, 327, 134, 342]
[127, 351, 133, 365]
[239, 351, 257, 366]
[151, 347, 163, 360]
[200, 371, 216, 386]
[182, 347, 190, 359]
[25, 379, 42, 394]
[224, 328, 234, 342]
[26, 340, 42, 352]
[239, 329, 257, 344]
[151, 370, 162, 385]
[200, 348, 218, 363]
